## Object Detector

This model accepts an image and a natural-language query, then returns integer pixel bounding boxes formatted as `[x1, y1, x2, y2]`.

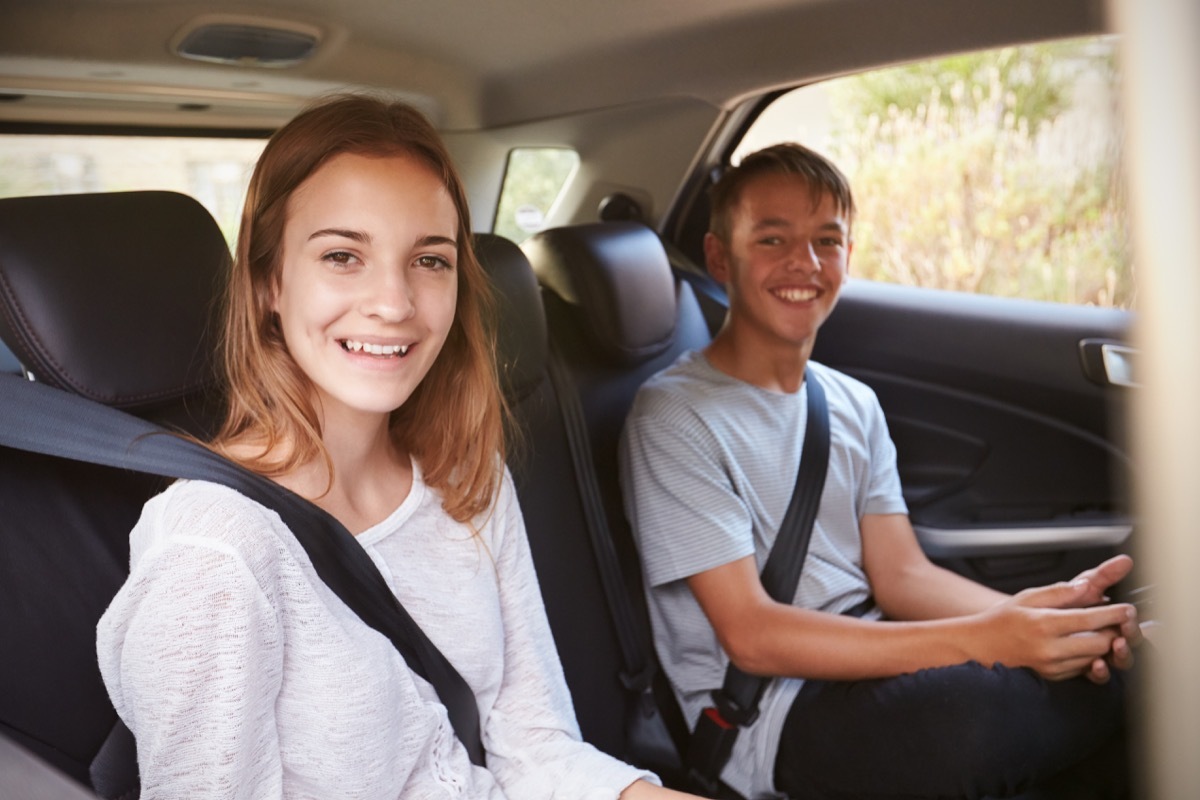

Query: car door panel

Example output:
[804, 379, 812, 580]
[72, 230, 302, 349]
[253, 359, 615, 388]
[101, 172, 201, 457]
[812, 279, 1134, 593]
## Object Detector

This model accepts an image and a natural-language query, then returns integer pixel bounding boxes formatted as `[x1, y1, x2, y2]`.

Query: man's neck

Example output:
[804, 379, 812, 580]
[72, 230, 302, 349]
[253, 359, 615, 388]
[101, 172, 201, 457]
[703, 327, 814, 394]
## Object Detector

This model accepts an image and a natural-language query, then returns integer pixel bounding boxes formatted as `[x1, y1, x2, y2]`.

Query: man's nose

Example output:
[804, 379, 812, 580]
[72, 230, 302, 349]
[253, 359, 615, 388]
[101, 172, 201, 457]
[786, 242, 821, 273]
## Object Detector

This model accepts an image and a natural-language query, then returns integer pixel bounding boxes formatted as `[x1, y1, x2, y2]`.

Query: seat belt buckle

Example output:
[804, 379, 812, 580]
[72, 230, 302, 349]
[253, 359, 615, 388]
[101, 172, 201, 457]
[685, 706, 740, 796]
[712, 690, 759, 727]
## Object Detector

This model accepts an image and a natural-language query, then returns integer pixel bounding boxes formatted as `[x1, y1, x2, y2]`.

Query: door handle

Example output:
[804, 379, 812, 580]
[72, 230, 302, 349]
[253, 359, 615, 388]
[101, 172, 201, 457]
[1079, 339, 1137, 388]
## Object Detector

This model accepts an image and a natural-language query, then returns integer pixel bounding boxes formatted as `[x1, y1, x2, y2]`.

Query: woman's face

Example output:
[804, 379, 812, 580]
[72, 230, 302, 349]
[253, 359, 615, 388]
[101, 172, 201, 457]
[272, 151, 459, 427]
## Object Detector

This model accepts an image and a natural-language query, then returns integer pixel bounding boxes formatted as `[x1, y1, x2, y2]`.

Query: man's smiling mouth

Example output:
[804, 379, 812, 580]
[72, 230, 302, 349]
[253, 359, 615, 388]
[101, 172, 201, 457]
[340, 339, 411, 357]
[772, 287, 818, 302]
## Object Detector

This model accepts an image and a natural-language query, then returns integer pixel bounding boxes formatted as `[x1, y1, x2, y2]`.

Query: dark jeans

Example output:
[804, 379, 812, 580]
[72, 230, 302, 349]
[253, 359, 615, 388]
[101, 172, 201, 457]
[773, 660, 1131, 800]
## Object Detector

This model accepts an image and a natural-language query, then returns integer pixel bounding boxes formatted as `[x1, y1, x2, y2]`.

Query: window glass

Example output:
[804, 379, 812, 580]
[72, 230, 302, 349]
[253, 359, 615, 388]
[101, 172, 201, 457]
[0, 135, 266, 245]
[493, 147, 579, 243]
[735, 37, 1130, 308]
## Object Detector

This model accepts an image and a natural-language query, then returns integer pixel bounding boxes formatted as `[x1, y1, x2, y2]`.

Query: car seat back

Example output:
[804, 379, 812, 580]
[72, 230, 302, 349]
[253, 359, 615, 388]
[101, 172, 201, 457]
[0, 191, 230, 798]
[516, 222, 713, 780]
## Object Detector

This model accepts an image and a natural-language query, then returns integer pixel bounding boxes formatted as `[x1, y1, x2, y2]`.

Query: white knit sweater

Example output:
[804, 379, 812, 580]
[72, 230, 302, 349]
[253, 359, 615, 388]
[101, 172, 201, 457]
[96, 465, 651, 799]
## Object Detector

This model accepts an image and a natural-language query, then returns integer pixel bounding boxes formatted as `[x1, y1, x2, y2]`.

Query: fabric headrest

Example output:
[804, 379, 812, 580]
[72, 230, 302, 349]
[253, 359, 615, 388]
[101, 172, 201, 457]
[473, 233, 547, 402]
[522, 222, 676, 367]
[0, 191, 229, 409]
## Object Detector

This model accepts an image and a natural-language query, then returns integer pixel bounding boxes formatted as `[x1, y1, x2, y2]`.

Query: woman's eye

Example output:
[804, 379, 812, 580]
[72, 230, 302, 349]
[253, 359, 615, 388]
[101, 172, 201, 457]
[322, 250, 358, 267]
[416, 254, 454, 270]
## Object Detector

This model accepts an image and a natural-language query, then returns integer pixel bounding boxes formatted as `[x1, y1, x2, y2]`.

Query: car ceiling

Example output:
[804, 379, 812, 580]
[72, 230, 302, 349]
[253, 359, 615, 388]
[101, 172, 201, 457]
[0, 0, 1109, 132]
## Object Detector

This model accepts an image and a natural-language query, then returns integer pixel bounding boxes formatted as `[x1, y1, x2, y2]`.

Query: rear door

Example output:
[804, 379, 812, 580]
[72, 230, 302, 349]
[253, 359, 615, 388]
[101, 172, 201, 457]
[666, 35, 1137, 594]
[814, 280, 1133, 594]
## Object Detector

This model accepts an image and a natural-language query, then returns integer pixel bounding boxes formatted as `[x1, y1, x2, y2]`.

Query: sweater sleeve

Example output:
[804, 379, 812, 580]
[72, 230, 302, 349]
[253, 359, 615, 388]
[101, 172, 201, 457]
[480, 476, 656, 800]
[97, 499, 286, 800]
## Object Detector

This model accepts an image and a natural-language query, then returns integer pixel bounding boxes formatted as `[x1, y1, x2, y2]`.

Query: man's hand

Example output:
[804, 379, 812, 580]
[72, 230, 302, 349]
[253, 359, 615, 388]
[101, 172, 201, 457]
[976, 584, 1135, 681]
[990, 555, 1142, 683]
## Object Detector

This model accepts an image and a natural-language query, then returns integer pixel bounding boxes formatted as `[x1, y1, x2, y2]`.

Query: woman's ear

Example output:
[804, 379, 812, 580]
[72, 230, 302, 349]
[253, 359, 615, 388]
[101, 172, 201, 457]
[703, 232, 730, 284]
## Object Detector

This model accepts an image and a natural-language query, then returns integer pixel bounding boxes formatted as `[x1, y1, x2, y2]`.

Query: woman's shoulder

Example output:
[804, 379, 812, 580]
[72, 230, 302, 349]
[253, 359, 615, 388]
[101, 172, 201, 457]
[132, 479, 296, 572]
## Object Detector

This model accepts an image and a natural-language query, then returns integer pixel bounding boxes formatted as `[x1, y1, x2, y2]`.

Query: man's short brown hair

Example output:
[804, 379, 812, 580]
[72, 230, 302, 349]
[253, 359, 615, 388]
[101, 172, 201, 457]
[709, 142, 855, 243]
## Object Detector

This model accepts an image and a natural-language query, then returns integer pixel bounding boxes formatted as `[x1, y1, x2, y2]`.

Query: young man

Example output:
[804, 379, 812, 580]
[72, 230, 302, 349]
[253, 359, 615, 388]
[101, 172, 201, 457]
[619, 143, 1141, 799]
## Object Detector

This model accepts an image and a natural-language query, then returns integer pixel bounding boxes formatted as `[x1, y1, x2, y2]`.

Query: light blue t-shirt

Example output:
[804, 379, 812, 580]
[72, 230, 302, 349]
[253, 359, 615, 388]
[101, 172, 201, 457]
[620, 351, 908, 799]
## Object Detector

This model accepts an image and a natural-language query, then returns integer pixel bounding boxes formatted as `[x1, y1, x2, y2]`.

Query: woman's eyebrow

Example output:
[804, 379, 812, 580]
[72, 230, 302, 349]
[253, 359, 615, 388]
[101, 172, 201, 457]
[418, 234, 458, 248]
[308, 228, 371, 243]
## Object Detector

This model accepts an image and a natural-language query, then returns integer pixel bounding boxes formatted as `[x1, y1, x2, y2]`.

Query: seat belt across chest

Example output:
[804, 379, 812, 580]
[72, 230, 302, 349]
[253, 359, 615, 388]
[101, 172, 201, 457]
[685, 370, 830, 797]
[0, 373, 486, 768]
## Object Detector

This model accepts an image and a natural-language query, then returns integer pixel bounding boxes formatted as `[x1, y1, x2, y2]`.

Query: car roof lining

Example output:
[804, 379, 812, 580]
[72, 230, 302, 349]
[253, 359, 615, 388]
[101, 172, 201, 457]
[0, 0, 1109, 131]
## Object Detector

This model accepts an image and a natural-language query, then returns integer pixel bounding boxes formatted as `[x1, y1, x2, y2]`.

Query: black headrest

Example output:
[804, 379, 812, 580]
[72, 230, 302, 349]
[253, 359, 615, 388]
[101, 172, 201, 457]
[0, 191, 229, 409]
[521, 222, 676, 367]
[474, 233, 547, 402]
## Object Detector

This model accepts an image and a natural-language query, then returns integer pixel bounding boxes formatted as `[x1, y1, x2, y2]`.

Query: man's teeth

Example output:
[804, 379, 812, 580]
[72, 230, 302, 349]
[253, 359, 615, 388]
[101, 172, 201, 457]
[774, 287, 817, 302]
[343, 340, 410, 356]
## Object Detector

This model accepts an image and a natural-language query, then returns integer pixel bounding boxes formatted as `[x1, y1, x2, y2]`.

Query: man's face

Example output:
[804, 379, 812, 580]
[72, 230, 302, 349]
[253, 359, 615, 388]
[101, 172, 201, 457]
[705, 173, 852, 353]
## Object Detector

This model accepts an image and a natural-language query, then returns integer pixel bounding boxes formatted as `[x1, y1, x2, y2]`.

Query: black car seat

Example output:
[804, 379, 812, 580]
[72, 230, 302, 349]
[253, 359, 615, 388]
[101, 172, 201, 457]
[476, 232, 662, 762]
[0, 190, 230, 799]
[515, 222, 714, 783]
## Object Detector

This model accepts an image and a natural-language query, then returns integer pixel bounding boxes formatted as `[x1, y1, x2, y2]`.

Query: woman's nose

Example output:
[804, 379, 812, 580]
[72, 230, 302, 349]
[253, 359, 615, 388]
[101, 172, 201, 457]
[360, 267, 416, 322]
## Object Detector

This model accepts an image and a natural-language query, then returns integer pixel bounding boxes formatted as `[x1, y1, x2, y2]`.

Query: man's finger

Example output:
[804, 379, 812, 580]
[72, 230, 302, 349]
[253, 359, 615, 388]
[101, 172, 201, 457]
[1086, 657, 1112, 685]
[1108, 637, 1135, 672]
[1075, 555, 1134, 603]
[1049, 604, 1135, 637]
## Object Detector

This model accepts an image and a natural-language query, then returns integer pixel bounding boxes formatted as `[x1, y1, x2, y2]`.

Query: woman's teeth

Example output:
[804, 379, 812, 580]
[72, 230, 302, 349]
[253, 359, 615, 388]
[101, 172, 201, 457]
[342, 340, 410, 356]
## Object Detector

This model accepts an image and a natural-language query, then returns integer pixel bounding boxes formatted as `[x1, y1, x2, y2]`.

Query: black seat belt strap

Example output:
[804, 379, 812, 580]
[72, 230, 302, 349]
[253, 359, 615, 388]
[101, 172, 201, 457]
[545, 345, 658, 705]
[685, 370, 830, 797]
[0, 373, 486, 767]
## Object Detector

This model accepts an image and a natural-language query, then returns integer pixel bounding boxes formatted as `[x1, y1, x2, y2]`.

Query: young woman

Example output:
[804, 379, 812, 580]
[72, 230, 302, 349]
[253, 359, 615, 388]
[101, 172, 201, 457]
[96, 94, 694, 799]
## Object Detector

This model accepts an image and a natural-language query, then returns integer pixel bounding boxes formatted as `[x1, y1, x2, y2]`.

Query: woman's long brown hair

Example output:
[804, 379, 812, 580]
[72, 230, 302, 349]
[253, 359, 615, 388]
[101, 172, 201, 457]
[212, 93, 507, 523]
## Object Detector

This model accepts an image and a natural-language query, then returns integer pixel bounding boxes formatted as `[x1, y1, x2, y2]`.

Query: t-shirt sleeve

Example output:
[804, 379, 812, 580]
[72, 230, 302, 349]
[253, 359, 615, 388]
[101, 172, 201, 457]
[858, 389, 909, 519]
[480, 475, 656, 800]
[621, 388, 756, 587]
[97, 504, 286, 800]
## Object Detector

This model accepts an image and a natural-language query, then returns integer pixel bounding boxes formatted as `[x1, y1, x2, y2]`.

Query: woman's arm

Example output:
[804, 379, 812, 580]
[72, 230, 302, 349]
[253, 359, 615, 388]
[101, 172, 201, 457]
[98, 536, 285, 799]
[479, 476, 662, 799]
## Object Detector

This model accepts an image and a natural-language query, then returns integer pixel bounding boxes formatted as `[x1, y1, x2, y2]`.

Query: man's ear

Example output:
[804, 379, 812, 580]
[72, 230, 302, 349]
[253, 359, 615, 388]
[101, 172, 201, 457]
[846, 240, 854, 276]
[704, 232, 730, 283]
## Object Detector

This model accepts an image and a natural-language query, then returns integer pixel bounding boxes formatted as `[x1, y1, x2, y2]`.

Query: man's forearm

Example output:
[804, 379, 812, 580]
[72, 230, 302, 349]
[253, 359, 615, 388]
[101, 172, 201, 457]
[872, 558, 1009, 621]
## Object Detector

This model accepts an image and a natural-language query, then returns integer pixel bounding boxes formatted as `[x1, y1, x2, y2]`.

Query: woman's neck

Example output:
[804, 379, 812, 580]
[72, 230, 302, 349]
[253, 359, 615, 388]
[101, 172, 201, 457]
[277, 409, 415, 535]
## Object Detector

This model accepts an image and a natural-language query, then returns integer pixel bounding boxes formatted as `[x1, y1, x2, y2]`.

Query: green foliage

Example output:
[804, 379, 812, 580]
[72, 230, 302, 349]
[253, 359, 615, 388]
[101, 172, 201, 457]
[824, 39, 1132, 308]
[830, 40, 1099, 132]
[493, 148, 579, 243]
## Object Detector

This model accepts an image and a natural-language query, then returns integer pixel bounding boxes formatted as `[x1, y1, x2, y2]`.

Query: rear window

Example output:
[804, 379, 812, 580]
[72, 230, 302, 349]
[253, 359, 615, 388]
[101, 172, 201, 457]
[0, 134, 266, 245]
[735, 36, 1130, 308]
[492, 147, 579, 243]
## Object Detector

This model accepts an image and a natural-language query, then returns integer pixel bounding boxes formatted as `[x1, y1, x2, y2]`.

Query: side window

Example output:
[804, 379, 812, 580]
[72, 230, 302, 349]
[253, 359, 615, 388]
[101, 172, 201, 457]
[493, 147, 579, 243]
[735, 37, 1130, 308]
[0, 134, 266, 245]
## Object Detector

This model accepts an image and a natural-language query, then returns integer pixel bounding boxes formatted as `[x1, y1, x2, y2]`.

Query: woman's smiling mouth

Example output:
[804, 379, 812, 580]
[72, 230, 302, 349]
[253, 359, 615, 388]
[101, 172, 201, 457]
[340, 339, 412, 357]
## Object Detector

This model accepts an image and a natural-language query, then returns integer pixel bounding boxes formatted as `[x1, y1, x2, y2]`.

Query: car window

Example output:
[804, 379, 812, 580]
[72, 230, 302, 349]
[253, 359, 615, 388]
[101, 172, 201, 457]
[734, 36, 1130, 308]
[492, 147, 579, 243]
[0, 134, 266, 246]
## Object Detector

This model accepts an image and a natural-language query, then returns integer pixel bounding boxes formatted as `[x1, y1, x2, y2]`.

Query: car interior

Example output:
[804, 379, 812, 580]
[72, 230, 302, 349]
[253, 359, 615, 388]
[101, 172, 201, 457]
[2, 0, 1198, 796]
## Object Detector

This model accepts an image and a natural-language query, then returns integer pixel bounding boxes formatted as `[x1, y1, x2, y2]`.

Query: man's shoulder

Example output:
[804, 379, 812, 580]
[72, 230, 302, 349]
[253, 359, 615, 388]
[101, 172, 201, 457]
[630, 349, 749, 430]
[633, 349, 712, 407]
[808, 360, 883, 412]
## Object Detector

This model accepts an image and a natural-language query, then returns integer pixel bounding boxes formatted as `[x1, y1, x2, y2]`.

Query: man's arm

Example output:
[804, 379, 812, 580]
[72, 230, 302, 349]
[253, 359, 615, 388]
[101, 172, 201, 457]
[862, 512, 1141, 681]
[687, 550, 1135, 683]
[861, 513, 1008, 619]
